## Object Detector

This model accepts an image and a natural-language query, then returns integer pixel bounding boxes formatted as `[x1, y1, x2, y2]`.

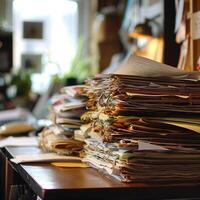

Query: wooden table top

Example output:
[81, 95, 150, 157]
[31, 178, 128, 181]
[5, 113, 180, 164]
[2, 146, 200, 200]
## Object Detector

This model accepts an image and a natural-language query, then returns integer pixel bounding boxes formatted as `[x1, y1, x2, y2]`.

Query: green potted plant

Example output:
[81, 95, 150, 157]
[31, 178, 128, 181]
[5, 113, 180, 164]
[11, 69, 32, 97]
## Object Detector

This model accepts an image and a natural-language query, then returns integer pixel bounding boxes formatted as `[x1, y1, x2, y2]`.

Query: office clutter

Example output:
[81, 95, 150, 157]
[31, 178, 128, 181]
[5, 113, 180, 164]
[39, 126, 84, 156]
[2, 1, 200, 199]
[38, 85, 87, 156]
[4, 55, 200, 186]
[78, 55, 200, 184]
[5, 85, 87, 165]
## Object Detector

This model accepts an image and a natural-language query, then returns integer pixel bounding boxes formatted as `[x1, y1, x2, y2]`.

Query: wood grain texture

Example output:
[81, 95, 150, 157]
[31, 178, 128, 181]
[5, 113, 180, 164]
[2, 146, 200, 200]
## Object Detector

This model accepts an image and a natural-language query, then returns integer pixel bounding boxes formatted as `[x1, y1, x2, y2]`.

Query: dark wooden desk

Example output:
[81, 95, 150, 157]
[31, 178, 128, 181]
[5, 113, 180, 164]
[1, 146, 200, 200]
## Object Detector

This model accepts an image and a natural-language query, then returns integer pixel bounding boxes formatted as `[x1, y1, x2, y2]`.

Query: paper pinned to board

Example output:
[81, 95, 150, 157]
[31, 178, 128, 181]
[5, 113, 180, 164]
[191, 11, 200, 40]
[0, 136, 38, 148]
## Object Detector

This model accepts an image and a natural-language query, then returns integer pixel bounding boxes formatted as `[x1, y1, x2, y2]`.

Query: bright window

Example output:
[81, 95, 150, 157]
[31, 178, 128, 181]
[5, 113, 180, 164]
[13, 0, 78, 75]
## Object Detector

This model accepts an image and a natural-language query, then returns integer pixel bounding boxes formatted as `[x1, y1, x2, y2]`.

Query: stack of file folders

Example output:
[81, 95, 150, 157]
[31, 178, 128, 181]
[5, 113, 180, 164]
[80, 73, 200, 184]
[38, 85, 86, 156]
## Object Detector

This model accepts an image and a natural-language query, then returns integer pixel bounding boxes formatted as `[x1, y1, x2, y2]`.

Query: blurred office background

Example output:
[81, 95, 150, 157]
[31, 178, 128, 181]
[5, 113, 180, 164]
[0, 0, 199, 112]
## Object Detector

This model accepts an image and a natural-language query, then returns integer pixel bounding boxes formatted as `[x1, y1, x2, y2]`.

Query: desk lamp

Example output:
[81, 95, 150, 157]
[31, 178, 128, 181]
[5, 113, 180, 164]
[128, 15, 163, 63]
[128, 14, 162, 39]
[129, 18, 153, 39]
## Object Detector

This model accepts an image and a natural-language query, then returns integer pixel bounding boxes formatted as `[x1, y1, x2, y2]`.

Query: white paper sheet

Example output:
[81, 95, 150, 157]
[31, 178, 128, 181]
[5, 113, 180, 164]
[10, 153, 82, 164]
[114, 55, 192, 77]
[0, 107, 34, 122]
[138, 141, 168, 151]
[0, 136, 38, 148]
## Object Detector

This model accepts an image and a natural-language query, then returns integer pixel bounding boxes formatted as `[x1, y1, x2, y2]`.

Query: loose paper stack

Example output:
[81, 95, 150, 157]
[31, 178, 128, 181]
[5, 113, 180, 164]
[38, 85, 86, 156]
[49, 85, 87, 135]
[81, 71, 200, 184]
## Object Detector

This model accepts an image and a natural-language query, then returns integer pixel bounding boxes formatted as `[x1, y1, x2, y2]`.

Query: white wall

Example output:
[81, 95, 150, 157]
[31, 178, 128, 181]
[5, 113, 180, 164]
[76, 0, 92, 57]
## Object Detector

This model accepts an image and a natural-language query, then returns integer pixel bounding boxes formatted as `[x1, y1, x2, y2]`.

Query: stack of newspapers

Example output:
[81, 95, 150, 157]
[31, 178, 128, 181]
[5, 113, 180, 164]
[81, 71, 200, 184]
[38, 85, 86, 156]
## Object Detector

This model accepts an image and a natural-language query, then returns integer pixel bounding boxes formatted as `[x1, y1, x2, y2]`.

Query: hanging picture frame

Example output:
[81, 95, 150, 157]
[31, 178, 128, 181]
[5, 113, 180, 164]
[21, 54, 42, 72]
[23, 21, 43, 39]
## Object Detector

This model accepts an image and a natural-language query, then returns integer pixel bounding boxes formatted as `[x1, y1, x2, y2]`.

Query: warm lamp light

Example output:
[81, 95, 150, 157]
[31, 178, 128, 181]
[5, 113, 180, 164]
[129, 16, 163, 63]
[129, 16, 161, 39]
[129, 19, 153, 39]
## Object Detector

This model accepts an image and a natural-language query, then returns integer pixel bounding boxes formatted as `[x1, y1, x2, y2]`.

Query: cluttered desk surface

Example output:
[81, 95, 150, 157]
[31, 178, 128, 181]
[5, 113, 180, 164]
[1, 56, 200, 200]
[1, 146, 200, 200]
